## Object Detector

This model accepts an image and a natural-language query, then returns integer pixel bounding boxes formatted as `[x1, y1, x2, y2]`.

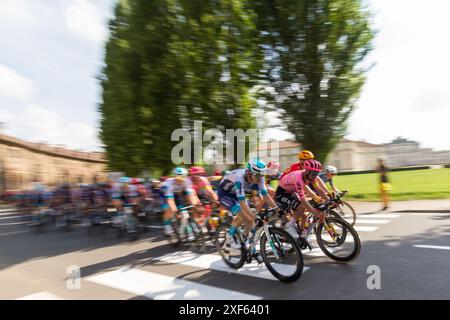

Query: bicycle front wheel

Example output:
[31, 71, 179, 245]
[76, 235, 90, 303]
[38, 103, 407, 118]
[315, 217, 361, 262]
[260, 227, 304, 283]
[335, 201, 357, 226]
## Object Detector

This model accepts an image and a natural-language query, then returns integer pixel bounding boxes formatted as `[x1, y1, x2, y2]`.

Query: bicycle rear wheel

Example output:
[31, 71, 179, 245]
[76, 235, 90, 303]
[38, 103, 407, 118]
[215, 223, 246, 269]
[187, 217, 205, 253]
[260, 227, 304, 283]
[315, 217, 361, 262]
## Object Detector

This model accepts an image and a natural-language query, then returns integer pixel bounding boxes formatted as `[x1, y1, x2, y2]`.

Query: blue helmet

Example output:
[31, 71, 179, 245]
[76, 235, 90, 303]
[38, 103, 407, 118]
[246, 159, 266, 175]
[172, 167, 188, 177]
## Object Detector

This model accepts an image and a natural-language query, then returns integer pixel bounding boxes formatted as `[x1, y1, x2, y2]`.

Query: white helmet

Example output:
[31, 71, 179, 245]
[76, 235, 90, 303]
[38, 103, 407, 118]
[246, 159, 266, 175]
[325, 165, 338, 174]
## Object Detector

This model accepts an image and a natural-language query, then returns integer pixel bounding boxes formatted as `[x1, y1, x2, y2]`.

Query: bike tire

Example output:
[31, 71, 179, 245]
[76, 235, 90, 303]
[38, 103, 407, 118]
[215, 223, 246, 269]
[315, 217, 361, 262]
[187, 217, 206, 253]
[340, 201, 357, 226]
[260, 227, 304, 283]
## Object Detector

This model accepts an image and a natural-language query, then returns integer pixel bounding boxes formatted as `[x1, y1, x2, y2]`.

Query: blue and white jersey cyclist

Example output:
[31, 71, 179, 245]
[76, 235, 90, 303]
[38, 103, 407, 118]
[161, 167, 200, 236]
[218, 159, 277, 251]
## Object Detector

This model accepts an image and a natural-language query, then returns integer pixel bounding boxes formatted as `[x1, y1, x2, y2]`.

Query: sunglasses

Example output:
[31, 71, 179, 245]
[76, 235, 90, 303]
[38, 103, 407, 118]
[306, 171, 319, 179]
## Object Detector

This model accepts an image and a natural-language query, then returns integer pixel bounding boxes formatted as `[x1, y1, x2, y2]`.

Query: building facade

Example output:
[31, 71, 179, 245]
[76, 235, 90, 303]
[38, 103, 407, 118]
[259, 137, 450, 173]
[0, 133, 107, 192]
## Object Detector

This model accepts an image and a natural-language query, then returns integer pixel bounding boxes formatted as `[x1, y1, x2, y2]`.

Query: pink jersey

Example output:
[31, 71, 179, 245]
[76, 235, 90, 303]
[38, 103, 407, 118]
[278, 170, 307, 199]
[189, 176, 213, 196]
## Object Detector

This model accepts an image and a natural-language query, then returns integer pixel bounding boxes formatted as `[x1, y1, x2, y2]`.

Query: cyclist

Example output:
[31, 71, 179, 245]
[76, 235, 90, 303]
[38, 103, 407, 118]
[280, 150, 315, 179]
[219, 159, 277, 250]
[189, 166, 219, 205]
[161, 167, 201, 236]
[318, 165, 345, 196]
[276, 159, 330, 239]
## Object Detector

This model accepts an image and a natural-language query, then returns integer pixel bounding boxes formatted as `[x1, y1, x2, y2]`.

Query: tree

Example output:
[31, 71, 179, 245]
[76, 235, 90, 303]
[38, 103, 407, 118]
[253, 0, 374, 162]
[99, 0, 262, 175]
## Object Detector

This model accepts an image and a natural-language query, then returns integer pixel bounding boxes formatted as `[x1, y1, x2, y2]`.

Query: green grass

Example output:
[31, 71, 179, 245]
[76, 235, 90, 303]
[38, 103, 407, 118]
[333, 168, 450, 201]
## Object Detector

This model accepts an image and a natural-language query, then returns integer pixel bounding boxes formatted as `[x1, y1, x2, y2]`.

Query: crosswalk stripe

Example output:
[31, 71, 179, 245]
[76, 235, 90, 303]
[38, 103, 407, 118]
[354, 226, 378, 232]
[358, 214, 399, 218]
[16, 292, 62, 300]
[355, 219, 389, 224]
[86, 267, 262, 300]
[413, 245, 450, 251]
[0, 215, 22, 220]
[154, 251, 310, 281]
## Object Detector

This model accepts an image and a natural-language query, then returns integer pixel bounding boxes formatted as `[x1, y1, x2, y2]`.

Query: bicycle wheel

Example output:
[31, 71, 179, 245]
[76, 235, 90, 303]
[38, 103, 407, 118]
[269, 216, 289, 228]
[187, 217, 205, 253]
[260, 227, 304, 283]
[205, 214, 221, 242]
[315, 217, 361, 262]
[215, 223, 246, 269]
[167, 219, 182, 247]
[335, 201, 357, 226]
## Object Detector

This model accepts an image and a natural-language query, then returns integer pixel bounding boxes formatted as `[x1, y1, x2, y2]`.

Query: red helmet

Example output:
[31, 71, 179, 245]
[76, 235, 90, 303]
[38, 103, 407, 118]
[266, 161, 281, 176]
[189, 166, 206, 176]
[302, 159, 322, 172]
[214, 169, 222, 176]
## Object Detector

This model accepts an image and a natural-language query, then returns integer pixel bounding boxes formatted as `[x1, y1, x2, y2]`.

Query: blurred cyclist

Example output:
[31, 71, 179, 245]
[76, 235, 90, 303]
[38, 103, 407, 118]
[161, 167, 201, 236]
[219, 159, 277, 250]
[276, 159, 330, 239]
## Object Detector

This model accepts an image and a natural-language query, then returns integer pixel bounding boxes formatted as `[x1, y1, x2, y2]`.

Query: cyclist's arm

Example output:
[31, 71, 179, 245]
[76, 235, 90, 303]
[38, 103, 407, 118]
[304, 184, 322, 202]
[313, 178, 330, 201]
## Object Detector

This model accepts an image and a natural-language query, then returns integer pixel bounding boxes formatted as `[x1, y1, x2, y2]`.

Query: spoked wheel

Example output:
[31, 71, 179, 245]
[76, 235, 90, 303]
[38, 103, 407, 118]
[125, 216, 141, 241]
[215, 223, 246, 269]
[186, 217, 206, 253]
[334, 201, 357, 226]
[315, 217, 361, 262]
[260, 227, 304, 283]
[166, 219, 182, 247]
[269, 216, 289, 228]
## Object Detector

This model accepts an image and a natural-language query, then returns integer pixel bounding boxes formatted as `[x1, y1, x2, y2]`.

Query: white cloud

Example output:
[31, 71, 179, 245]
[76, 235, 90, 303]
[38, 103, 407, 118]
[0, 64, 36, 100]
[2, 104, 102, 151]
[66, 0, 109, 43]
[0, 0, 39, 26]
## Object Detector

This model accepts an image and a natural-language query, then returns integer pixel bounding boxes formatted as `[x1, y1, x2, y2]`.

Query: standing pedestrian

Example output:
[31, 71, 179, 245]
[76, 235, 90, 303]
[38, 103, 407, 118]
[376, 157, 392, 211]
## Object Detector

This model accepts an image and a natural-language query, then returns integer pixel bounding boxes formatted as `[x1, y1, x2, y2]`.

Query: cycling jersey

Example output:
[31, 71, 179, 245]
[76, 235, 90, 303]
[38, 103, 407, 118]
[278, 170, 308, 200]
[280, 162, 303, 180]
[219, 169, 268, 201]
[189, 176, 214, 198]
[161, 178, 193, 199]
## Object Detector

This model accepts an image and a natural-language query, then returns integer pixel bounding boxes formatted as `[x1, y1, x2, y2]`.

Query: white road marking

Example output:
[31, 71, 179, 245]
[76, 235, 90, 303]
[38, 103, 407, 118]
[354, 226, 378, 232]
[86, 267, 262, 300]
[413, 245, 450, 251]
[16, 292, 62, 300]
[355, 219, 390, 224]
[0, 215, 21, 220]
[154, 251, 309, 281]
[358, 214, 399, 218]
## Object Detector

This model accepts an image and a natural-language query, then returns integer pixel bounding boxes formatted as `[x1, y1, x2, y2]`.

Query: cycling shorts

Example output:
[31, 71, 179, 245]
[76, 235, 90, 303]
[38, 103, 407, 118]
[275, 186, 301, 211]
[217, 188, 241, 216]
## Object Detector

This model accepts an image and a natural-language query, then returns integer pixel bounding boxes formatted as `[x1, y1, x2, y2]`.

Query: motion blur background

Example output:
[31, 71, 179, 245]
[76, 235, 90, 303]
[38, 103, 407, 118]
[0, 0, 449, 200]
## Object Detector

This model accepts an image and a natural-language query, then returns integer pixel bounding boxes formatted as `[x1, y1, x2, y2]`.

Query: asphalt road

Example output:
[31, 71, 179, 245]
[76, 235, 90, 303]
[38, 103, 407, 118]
[1, 205, 449, 300]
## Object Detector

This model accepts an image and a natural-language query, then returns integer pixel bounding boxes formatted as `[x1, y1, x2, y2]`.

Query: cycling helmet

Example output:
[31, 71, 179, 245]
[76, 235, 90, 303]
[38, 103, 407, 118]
[302, 159, 322, 172]
[214, 169, 222, 176]
[246, 159, 266, 175]
[172, 167, 188, 177]
[266, 160, 281, 176]
[298, 150, 315, 160]
[189, 166, 206, 176]
[325, 165, 338, 174]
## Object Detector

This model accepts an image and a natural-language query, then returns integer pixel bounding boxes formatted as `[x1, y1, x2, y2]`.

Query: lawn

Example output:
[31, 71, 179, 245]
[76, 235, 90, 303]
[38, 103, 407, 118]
[333, 168, 450, 201]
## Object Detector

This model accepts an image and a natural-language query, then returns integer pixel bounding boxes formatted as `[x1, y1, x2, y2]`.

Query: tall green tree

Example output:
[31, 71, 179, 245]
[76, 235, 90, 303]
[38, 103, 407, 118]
[99, 0, 262, 175]
[253, 0, 374, 162]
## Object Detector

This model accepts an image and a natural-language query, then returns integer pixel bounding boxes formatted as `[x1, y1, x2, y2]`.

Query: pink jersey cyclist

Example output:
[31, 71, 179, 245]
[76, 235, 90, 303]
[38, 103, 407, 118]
[278, 170, 309, 200]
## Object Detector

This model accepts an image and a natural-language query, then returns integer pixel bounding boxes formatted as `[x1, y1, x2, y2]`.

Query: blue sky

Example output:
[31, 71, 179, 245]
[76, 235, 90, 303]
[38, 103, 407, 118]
[0, 0, 449, 152]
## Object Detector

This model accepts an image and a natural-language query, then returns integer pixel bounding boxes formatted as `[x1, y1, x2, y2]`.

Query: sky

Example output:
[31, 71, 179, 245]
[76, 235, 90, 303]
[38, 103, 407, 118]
[0, 0, 449, 152]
